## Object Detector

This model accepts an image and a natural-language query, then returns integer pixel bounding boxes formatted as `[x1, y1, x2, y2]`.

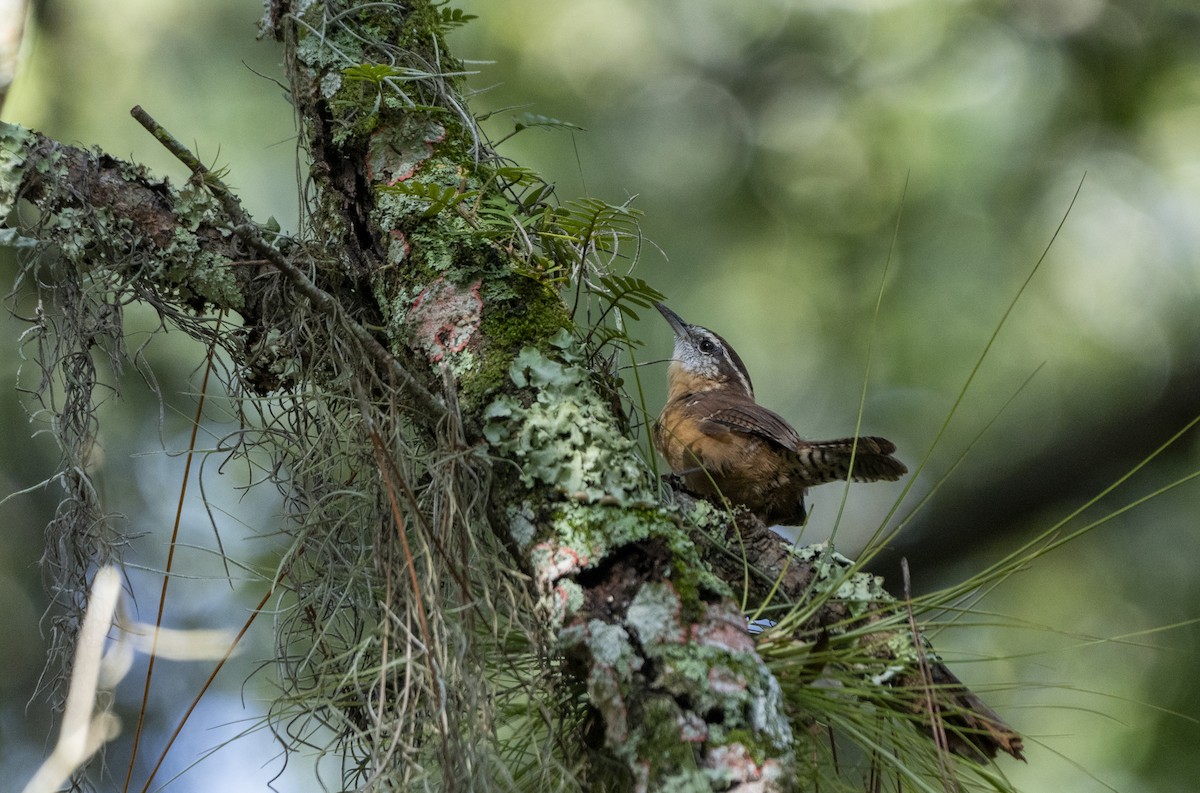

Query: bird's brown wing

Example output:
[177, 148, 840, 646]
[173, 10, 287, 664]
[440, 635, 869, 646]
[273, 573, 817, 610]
[704, 405, 907, 486]
[699, 403, 803, 448]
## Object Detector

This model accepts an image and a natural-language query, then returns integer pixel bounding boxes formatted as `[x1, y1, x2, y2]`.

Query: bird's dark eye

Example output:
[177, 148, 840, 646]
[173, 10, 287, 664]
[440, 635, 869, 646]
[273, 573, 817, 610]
[698, 339, 716, 354]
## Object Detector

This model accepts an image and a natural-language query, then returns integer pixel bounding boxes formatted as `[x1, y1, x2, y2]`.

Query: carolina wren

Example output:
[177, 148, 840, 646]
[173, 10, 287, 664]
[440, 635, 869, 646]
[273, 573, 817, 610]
[653, 303, 907, 525]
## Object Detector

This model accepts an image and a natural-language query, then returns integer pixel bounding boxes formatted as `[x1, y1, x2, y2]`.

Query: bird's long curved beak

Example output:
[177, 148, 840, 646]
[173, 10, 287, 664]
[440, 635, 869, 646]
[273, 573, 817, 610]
[655, 303, 689, 338]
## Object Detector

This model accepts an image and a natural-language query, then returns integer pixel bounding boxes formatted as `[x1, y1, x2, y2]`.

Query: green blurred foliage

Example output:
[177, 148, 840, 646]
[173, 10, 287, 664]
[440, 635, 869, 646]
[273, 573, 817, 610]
[2, 0, 1199, 790]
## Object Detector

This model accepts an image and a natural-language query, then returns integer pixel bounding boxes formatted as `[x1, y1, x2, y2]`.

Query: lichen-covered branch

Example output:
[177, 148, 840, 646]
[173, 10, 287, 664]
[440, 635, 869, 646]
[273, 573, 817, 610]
[690, 496, 1025, 762]
[0, 124, 248, 313]
[255, 1, 802, 785]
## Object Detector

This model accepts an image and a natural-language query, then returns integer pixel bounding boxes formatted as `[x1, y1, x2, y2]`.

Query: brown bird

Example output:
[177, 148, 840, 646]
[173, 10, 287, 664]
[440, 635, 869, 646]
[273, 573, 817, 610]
[653, 303, 907, 525]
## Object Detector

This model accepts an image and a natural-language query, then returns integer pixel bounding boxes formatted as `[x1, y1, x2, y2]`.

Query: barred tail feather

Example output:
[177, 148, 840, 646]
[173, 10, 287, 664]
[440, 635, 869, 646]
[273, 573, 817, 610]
[800, 436, 908, 485]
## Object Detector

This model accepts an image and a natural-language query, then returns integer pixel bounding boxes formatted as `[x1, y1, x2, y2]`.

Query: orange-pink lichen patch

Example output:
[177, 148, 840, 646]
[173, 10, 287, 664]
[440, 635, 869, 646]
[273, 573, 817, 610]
[530, 541, 589, 587]
[409, 277, 482, 362]
[689, 602, 756, 654]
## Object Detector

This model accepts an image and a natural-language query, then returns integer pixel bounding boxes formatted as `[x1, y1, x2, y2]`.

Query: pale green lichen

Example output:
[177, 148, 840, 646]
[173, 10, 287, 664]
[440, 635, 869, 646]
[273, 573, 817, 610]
[788, 543, 887, 619]
[587, 619, 640, 672]
[685, 498, 724, 527]
[701, 743, 787, 791]
[505, 502, 537, 550]
[558, 618, 642, 744]
[411, 229, 458, 272]
[0, 123, 34, 216]
[871, 632, 939, 685]
[42, 207, 90, 258]
[656, 768, 711, 793]
[431, 344, 477, 381]
[652, 639, 793, 751]
[159, 229, 243, 310]
[626, 583, 793, 755]
[374, 187, 429, 227]
[637, 648, 792, 786]
[320, 71, 343, 99]
[557, 578, 584, 614]
[548, 503, 670, 572]
[747, 670, 792, 749]
[626, 582, 686, 646]
[245, 327, 302, 384]
[482, 331, 652, 504]
[294, 28, 344, 73]
[783, 544, 935, 692]
[0, 124, 242, 314]
[634, 696, 704, 785]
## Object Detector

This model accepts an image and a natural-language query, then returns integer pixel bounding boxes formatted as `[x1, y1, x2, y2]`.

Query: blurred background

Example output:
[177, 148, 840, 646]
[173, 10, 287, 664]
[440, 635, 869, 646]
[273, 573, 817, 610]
[2, 0, 1199, 790]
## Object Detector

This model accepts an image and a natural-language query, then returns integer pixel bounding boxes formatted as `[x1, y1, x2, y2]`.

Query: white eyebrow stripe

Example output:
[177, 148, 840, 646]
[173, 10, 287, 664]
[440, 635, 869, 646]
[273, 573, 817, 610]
[728, 352, 752, 395]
